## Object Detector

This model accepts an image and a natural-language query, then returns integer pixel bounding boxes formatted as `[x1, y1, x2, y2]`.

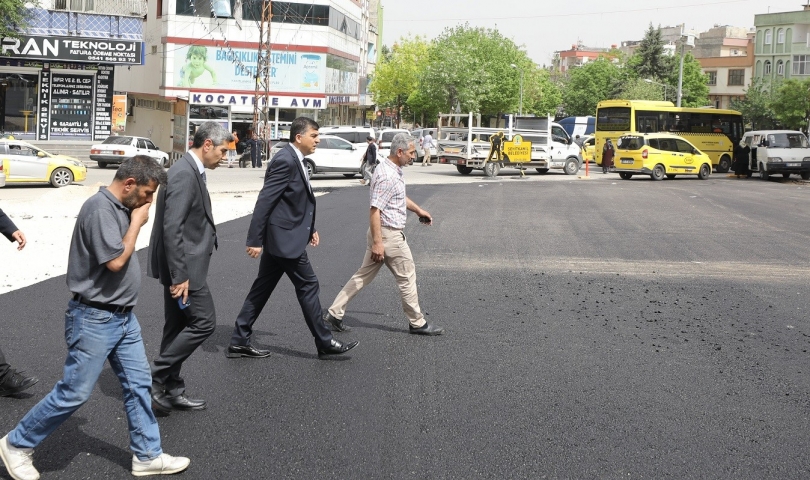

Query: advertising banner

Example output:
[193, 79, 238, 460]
[1, 35, 144, 65]
[172, 45, 326, 94]
[93, 65, 114, 140]
[50, 73, 93, 136]
[112, 94, 127, 135]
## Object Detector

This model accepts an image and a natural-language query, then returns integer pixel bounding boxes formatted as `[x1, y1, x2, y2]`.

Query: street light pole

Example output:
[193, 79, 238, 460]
[510, 63, 524, 116]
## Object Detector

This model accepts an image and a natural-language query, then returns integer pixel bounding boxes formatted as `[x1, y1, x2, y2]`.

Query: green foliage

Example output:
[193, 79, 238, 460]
[0, 0, 34, 40]
[632, 24, 666, 80]
[561, 58, 624, 116]
[523, 67, 561, 116]
[616, 78, 667, 101]
[661, 51, 709, 107]
[770, 78, 810, 130]
[730, 77, 779, 129]
[368, 36, 430, 126]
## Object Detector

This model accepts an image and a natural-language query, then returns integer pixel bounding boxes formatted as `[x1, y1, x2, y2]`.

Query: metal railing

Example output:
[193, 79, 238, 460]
[49, 0, 146, 17]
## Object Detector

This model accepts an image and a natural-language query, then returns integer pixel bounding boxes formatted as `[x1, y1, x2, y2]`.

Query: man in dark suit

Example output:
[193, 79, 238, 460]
[148, 121, 232, 412]
[227, 117, 358, 358]
[0, 208, 38, 397]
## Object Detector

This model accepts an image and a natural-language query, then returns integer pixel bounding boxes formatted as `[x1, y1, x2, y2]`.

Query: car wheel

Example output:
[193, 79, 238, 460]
[717, 154, 731, 173]
[97, 162, 107, 169]
[535, 168, 549, 174]
[651, 164, 666, 181]
[50, 167, 73, 187]
[782, 173, 791, 179]
[619, 172, 632, 180]
[698, 163, 711, 180]
[563, 157, 580, 175]
[759, 164, 769, 180]
[456, 166, 473, 175]
[666, 174, 676, 179]
[484, 162, 500, 178]
[801, 171, 810, 180]
[304, 160, 314, 180]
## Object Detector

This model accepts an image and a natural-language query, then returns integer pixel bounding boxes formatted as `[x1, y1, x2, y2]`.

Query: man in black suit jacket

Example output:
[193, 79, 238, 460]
[148, 121, 232, 412]
[0, 208, 38, 397]
[227, 117, 358, 358]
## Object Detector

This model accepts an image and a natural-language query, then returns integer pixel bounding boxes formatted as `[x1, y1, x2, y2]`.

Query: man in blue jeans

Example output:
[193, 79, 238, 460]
[0, 156, 190, 480]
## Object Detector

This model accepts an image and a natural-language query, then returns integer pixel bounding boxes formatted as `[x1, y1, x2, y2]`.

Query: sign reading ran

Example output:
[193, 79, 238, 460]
[503, 134, 532, 163]
[1, 35, 144, 65]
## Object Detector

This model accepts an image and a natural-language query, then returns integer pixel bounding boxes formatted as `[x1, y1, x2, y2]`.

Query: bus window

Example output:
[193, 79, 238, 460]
[636, 111, 660, 134]
[596, 107, 631, 132]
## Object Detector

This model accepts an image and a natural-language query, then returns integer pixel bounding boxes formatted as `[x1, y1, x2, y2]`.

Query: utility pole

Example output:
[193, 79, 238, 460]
[253, 0, 272, 159]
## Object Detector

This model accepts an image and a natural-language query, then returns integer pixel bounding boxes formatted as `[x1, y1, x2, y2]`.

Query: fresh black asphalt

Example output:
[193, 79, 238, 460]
[2, 175, 810, 478]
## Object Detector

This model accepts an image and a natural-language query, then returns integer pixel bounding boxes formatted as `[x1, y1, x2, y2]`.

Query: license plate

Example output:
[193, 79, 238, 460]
[787, 163, 800, 167]
[620, 159, 634, 164]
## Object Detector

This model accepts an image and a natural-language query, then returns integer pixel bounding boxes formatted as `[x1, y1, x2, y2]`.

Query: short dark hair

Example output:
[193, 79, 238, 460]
[290, 117, 319, 141]
[114, 155, 168, 186]
[192, 121, 232, 149]
[366, 136, 374, 141]
[428, 131, 433, 135]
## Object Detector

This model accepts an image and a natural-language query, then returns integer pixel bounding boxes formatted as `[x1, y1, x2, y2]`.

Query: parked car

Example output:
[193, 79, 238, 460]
[377, 128, 409, 156]
[740, 130, 810, 180]
[89, 136, 169, 168]
[0, 139, 87, 187]
[613, 133, 712, 181]
[582, 135, 596, 163]
[270, 135, 364, 179]
[318, 126, 376, 149]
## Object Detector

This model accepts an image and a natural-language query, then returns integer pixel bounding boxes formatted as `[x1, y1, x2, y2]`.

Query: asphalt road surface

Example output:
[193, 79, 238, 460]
[2, 174, 810, 479]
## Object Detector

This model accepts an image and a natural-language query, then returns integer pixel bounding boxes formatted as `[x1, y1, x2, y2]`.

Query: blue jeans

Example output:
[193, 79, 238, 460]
[8, 300, 162, 461]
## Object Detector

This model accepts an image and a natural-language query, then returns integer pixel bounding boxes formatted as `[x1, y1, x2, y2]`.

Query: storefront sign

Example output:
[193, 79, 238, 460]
[112, 95, 127, 134]
[93, 66, 114, 140]
[172, 45, 325, 93]
[50, 73, 93, 136]
[190, 93, 325, 110]
[37, 70, 51, 140]
[1, 35, 144, 65]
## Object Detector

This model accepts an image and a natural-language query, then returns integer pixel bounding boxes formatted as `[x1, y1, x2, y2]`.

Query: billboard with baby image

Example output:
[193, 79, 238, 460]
[173, 45, 326, 94]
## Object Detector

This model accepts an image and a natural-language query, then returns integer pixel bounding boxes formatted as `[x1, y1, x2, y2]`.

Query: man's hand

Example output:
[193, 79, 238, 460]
[371, 241, 385, 263]
[170, 280, 190, 304]
[11, 230, 26, 250]
[309, 231, 319, 247]
[131, 202, 151, 227]
[246, 246, 262, 258]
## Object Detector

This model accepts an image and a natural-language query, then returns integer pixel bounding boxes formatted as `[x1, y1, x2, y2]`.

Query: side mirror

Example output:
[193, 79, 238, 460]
[352, 145, 357, 151]
[692, 148, 699, 155]
[37, 151, 47, 157]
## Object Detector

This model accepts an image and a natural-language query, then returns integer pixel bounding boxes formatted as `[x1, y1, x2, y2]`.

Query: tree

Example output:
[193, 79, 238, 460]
[630, 24, 667, 80]
[770, 78, 810, 130]
[561, 58, 624, 116]
[418, 24, 529, 119]
[522, 67, 561, 117]
[368, 36, 430, 128]
[662, 51, 709, 107]
[0, 0, 33, 40]
[616, 78, 667, 101]
[730, 77, 779, 130]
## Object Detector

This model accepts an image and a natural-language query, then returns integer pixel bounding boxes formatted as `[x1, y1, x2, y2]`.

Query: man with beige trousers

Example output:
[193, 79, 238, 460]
[323, 133, 444, 336]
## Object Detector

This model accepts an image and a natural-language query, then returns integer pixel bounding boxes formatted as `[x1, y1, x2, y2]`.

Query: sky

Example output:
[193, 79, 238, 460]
[380, 0, 804, 65]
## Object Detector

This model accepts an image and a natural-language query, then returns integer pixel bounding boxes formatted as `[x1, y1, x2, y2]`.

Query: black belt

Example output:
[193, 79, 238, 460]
[72, 294, 134, 314]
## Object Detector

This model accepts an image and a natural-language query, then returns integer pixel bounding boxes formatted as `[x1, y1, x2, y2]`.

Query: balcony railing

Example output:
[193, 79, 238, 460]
[49, 0, 146, 17]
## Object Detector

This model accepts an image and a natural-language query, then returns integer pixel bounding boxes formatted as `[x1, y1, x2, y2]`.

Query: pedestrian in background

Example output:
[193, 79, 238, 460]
[323, 133, 444, 336]
[227, 117, 358, 359]
[602, 139, 615, 174]
[361, 135, 377, 185]
[248, 132, 263, 169]
[227, 130, 239, 168]
[421, 130, 435, 166]
[148, 122, 231, 413]
[0, 156, 191, 480]
[0, 208, 38, 398]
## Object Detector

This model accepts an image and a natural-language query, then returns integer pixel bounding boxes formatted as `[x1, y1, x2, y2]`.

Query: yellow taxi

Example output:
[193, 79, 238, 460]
[613, 133, 712, 181]
[0, 140, 87, 187]
[582, 135, 596, 164]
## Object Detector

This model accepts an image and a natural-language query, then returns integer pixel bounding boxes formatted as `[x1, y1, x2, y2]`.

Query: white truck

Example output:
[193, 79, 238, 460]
[435, 113, 582, 177]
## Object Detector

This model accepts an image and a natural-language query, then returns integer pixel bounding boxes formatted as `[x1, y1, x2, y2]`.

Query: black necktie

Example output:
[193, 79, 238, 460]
[201, 171, 207, 184]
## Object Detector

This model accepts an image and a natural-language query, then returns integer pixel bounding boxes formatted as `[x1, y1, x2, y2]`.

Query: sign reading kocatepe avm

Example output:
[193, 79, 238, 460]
[0, 35, 144, 65]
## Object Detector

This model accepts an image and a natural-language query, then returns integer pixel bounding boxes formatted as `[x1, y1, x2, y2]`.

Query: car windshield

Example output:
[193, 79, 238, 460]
[766, 133, 809, 148]
[102, 136, 133, 145]
[617, 136, 644, 150]
[380, 131, 403, 142]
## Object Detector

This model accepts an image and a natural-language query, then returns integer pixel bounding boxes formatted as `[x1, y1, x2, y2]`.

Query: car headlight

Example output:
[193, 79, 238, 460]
[768, 157, 782, 162]
[70, 160, 83, 167]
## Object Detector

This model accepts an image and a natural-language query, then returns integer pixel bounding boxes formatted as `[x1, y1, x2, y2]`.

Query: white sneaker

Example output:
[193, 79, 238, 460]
[131, 453, 190, 476]
[0, 435, 39, 480]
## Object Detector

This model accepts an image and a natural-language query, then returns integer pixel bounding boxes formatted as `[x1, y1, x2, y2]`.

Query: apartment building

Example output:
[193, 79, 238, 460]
[694, 26, 755, 110]
[753, 5, 810, 83]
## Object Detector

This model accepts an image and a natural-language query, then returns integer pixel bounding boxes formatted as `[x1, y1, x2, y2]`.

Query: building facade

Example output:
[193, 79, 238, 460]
[753, 6, 810, 84]
[115, 0, 375, 154]
[0, 0, 146, 143]
[694, 27, 755, 110]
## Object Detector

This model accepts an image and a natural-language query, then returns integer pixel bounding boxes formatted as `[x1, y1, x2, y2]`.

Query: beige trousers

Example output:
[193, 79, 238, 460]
[422, 150, 431, 165]
[328, 227, 426, 328]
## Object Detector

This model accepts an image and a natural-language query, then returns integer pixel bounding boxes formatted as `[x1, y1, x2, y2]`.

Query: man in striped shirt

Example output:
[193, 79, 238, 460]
[323, 133, 444, 336]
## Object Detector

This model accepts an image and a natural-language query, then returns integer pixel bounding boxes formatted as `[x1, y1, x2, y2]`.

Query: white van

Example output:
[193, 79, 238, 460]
[319, 126, 376, 149]
[741, 130, 810, 180]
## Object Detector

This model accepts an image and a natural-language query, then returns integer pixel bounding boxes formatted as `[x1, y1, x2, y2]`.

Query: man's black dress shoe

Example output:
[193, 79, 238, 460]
[226, 344, 271, 358]
[317, 339, 359, 356]
[409, 322, 445, 336]
[166, 394, 206, 411]
[323, 312, 351, 332]
[0, 370, 39, 397]
[151, 391, 172, 416]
